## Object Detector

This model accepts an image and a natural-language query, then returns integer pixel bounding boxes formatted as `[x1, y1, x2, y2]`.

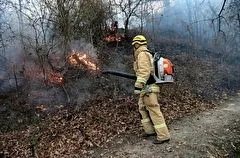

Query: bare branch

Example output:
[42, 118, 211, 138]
[111, 0, 143, 37]
[218, 0, 227, 32]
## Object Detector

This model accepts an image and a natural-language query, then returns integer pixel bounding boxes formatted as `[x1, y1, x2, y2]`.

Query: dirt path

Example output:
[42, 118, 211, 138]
[83, 93, 240, 158]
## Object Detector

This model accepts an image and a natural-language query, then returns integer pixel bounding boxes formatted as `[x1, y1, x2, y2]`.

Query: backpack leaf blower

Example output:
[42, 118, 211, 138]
[102, 52, 174, 84]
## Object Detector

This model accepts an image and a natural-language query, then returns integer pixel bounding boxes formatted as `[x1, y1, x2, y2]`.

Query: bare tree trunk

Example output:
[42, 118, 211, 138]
[30, 143, 38, 158]
[238, 13, 240, 30]
[18, 0, 26, 53]
[56, 0, 70, 58]
[151, 9, 155, 41]
[140, 2, 143, 33]
[113, 0, 143, 39]
[0, 33, 6, 55]
[218, 0, 227, 32]
[124, 18, 130, 39]
[13, 65, 19, 97]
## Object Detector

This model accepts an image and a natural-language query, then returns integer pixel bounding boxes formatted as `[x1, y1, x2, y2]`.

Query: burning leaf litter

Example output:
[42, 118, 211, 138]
[48, 72, 64, 85]
[68, 51, 99, 71]
[35, 105, 47, 112]
[103, 34, 124, 43]
[23, 50, 99, 86]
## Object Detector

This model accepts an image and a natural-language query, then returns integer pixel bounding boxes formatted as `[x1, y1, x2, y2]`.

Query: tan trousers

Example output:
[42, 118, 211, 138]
[138, 92, 170, 140]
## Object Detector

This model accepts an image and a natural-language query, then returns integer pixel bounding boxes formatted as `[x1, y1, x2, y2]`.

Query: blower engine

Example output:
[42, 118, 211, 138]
[153, 52, 174, 84]
[102, 52, 174, 84]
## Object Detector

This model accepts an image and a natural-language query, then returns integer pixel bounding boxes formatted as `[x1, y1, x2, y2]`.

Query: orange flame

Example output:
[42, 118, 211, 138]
[103, 34, 124, 43]
[68, 51, 99, 71]
[48, 72, 64, 85]
[36, 104, 47, 112]
[24, 63, 64, 84]
[104, 35, 116, 42]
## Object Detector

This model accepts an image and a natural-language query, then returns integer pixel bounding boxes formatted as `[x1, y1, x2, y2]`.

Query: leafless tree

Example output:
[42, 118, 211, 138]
[227, 0, 240, 31]
[0, 0, 14, 55]
[217, 0, 227, 34]
[42, 0, 110, 51]
[8, 0, 110, 74]
[138, 1, 152, 33]
[8, 0, 55, 80]
[111, 0, 143, 38]
[0, 2, 5, 54]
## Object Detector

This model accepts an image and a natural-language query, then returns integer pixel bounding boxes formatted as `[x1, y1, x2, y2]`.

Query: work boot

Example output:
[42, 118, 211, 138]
[152, 138, 170, 144]
[142, 133, 157, 138]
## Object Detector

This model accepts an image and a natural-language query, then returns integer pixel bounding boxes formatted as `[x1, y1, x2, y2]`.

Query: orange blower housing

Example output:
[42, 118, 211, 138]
[153, 53, 174, 84]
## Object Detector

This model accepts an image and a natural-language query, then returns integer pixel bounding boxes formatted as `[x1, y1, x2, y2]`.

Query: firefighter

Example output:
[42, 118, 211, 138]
[132, 35, 170, 144]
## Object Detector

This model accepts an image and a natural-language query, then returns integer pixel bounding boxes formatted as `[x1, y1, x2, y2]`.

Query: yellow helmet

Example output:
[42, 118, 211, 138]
[132, 35, 147, 46]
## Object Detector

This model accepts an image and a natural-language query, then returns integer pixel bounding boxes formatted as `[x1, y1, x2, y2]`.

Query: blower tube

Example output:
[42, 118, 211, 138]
[102, 70, 136, 80]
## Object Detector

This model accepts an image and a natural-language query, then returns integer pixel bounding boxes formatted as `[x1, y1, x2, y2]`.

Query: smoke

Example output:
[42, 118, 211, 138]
[0, 0, 101, 107]
[0, 3, 26, 95]
[1, 0, 238, 107]
[70, 39, 98, 58]
[144, 0, 236, 51]
[0, 54, 25, 95]
[0, 2, 99, 108]
[0, 55, 7, 79]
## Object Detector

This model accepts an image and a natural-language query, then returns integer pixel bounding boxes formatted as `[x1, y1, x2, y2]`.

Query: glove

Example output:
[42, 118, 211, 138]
[134, 87, 142, 95]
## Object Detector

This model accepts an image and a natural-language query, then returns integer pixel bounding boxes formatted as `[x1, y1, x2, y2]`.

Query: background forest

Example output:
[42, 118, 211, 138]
[0, 0, 239, 157]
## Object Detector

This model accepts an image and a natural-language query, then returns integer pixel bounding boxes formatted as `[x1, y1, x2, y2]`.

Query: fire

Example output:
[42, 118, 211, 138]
[104, 35, 116, 42]
[24, 51, 99, 85]
[48, 72, 64, 85]
[103, 34, 124, 43]
[23, 62, 64, 85]
[36, 104, 47, 112]
[68, 51, 99, 71]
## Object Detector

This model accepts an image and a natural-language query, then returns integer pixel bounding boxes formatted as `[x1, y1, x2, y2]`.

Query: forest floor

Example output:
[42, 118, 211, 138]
[1, 43, 240, 157]
[82, 93, 240, 158]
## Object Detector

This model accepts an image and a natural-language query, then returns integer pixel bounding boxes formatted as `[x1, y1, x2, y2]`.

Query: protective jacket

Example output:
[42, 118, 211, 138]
[133, 45, 159, 94]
